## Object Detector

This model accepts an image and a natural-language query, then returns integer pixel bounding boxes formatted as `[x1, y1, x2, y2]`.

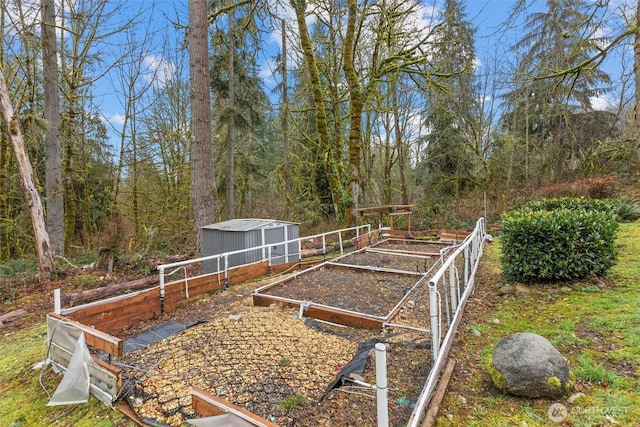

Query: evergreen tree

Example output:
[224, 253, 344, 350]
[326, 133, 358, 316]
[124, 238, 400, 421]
[423, 0, 479, 197]
[209, 0, 269, 218]
[503, 0, 611, 184]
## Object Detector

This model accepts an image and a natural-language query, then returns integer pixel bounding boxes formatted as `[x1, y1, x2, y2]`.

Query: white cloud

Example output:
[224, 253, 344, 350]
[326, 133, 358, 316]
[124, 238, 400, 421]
[142, 53, 177, 87]
[590, 94, 615, 111]
[105, 112, 126, 127]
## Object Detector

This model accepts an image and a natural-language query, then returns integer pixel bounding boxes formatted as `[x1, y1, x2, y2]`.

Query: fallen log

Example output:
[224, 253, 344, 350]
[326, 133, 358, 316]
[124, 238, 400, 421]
[422, 358, 457, 427]
[62, 275, 159, 307]
[0, 308, 27, 328]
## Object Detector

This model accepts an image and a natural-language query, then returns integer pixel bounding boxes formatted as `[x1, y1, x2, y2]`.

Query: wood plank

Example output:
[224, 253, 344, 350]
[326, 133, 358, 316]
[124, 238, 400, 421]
[386, 229, 413, 239]
[47, 313, 123, 356]
[62, 287, 160, 320]
[191, 387, 279, 427]
[438, 229, 470, 243]
[252, 293, 275, 308]
[422, 358, 457, 427]
[163, 274, 225, 310]
[227, 262, 269, 286]
[326, 262, 421, 278]
[305, 305, 383, 329]
[252, 294, 383, 329]
[116, 402, 147, 426]
[353, 204, 415, 215]
[63, 275, 158, 307]
[68, 288, 161, 331]
[271, 261, 299, 275]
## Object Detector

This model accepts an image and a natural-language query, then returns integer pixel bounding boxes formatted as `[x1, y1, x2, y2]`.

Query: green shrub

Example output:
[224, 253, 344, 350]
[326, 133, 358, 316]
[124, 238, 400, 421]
[523, 197, 616, 214]
[612, 196, 640, 222]
[501, 205, 618, 282]
[524, 196, 640, 223]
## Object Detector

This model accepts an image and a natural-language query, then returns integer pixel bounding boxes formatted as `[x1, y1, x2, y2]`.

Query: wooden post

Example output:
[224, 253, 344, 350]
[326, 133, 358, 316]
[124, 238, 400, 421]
[0, 70, 54, 279]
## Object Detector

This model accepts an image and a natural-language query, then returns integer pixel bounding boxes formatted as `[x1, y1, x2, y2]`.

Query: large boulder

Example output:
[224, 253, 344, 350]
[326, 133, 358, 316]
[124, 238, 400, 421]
[488, 332, 574, 398]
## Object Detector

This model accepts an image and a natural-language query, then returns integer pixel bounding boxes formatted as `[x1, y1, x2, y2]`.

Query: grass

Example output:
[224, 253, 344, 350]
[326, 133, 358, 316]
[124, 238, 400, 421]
[439, 222, 640, 427]
[573, 353, 628, 388]
[0, 324, 132, 427]
[278, 394, 307, 412]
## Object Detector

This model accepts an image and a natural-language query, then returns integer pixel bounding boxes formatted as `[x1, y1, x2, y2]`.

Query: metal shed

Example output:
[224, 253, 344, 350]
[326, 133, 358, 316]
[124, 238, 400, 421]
[202, 219, 299, 274]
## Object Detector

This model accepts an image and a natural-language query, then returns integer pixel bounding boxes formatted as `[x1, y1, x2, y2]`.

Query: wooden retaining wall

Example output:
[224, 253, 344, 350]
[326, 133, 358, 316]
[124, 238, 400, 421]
[58, 259, 302, 335]
[62, 288, 162, 334]
[351, 229, 380, 250]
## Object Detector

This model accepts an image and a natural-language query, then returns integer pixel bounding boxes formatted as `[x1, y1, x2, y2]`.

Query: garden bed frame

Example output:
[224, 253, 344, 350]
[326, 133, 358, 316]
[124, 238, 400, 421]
[46, 217, 488, 426]
[252, 239, 450, 330]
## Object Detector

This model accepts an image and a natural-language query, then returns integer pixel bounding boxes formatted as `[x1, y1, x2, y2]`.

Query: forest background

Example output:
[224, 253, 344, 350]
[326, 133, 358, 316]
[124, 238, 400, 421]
[1, 0, 639, 277]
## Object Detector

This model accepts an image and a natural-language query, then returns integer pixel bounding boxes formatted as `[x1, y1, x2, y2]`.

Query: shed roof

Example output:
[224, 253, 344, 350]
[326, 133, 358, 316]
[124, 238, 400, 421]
[202, 218, 298, 232]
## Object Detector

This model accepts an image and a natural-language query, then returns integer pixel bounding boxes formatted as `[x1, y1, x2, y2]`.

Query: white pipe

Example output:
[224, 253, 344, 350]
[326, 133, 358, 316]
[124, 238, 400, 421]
[449, 264, 457, 312]
[407, 218, 486, 427]
[464, 246, 470, 287]
[297, 300, 311, 320]
[375, 342, 389, 427]
[429, 281, 440, 362]
[284, 225, 289, 262]
[159, 267, 165, 299]
[54, 288, 61, 314]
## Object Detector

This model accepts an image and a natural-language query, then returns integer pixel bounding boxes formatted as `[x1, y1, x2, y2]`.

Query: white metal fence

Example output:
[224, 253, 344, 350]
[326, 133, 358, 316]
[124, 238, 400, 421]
[406, 217, 487, 427]
[157, 224, 372, 294]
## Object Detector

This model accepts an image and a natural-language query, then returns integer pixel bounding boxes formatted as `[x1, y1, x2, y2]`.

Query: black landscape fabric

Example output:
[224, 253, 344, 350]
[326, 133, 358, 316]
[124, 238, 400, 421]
[321, 338, 384, 400]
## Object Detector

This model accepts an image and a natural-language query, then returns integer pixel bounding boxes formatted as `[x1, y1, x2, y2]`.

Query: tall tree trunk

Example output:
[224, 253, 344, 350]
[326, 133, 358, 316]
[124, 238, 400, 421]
[281, 19, 290, 192]
[0, 71, 54, 279]
[393, 87, 409, 205]
[290, 0, 340, 219]
[42, 0, 64, 256]
[132, 114, 139, 231]
[343, 0, 361, 225]
[226, 6, 235, 219]
[62, 105, 77, 253]
[382, 118, 393, 205]
[635, 0, 640, 165]
[189, 0, 216, 253]
[0, 5, 9, 261]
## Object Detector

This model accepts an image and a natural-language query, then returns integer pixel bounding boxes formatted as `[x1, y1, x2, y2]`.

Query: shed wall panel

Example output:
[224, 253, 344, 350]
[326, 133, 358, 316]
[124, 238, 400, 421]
[202, 219, 299, 273]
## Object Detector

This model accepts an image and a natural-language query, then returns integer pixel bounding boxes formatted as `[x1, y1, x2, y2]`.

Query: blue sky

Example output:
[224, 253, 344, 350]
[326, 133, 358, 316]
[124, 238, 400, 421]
[76, 0, 633, 145]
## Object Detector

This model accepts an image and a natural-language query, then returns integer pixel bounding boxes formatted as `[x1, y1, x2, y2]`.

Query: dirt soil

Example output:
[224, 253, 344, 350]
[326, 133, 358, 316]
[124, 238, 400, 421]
[260, 264, 422, 317]
[335, 250, 439, 274]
